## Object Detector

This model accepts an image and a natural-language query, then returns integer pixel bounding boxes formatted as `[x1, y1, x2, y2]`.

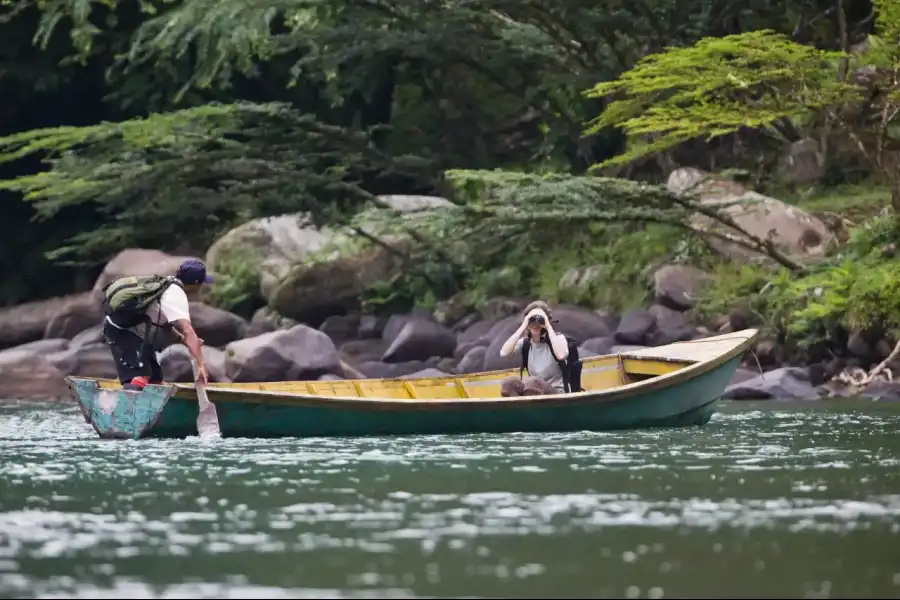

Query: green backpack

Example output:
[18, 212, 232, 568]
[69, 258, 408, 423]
[103, 275, 182, 327]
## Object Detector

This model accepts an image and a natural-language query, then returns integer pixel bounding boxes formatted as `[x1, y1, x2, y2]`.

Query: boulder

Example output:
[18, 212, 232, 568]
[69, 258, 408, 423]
[457, 319, 495, 347]
[728, 367, 761, 386]
[551, 305, 616, 343]
[319, 315, 362, 345]
[51, 342, 119, 379]
[481, 316, 527, 372]
[159, 345, 229, 382]
[159, 345, 194, 382]
[722, 367, 821, 400]
[93, 248, 201, 293]
[858, 381, 900, 402]
[246, 306, 297, 338]
[0, 350, 69, 400]
[775, 138, 825, 186]
[357, 315, 387, 339]
[205, 347, 228, 382]
[610, 344, 649, 354]
[581, 336, 616, 356]
[43, 292, 104, 340]
[382, 320, 457, 363]
[340, 339, 390, 364]
[667, 167, 834, 263]
[0, 292, 101, 350]
[432, 294, 472, 327]
[435, 357, 458, 374]
[189, 302, 248, 347]
[615, 308, 657, 345]
[652, 264, 712, 311]
[479, 297, 529, 321]
[206, 196, 454, 323]
[268, 238, 410, 324]
[400, 368, 450, 379]
[645, 304, 695, 346]
[1, 338, 70, 356]
[457, 346, 488, 374]
[224, 324, 342, 382]
[70, 324, 104, 349]
[205, 214, 339, 301]
[357, 360, 429, 379]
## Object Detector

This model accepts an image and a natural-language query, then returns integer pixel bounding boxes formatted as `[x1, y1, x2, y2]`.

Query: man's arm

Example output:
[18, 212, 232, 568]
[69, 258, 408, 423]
[159, 285, 207, 383]
[171, 319, 206, 369]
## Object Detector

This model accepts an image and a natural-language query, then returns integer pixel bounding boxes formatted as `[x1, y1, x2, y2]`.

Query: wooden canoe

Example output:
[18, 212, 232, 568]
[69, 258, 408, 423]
[66, 328, 758, 440]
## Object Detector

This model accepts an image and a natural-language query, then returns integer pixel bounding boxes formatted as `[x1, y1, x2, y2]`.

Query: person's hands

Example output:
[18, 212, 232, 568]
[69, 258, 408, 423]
[195, 363, 209, 386]
[523, 307, 548, 326]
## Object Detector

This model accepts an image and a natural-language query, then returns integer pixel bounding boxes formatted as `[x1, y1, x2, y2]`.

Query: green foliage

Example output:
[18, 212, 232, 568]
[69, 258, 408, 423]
[358, 263, 451, 316]
[0, 101, 425, 264]
[581, 0, 900, 209]
[781, 181, 895, 223]
[352, 165, 729, 316]
[0, 0, 892, 313]
[530, 224, 717, 314]
[866, 0, 900, 69]
[765, 257, 900, 347]
[693, 262, 778, 325]
[201, 246, 263, 317]
[841, 214, 900, 257]
[695, 213, 900, 350]
[583, 29, 858, 169]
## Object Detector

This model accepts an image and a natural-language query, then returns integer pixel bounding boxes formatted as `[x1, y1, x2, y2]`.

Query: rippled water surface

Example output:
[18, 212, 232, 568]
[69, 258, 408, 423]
[1, 399, 899, 599]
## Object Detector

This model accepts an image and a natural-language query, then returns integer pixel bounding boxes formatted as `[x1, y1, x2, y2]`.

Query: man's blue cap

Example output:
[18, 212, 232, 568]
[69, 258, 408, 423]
[176, 259, 213, 285]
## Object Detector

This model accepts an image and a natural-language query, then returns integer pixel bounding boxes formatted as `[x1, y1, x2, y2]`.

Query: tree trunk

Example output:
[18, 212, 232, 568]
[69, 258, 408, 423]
[892, 181, 900, 216]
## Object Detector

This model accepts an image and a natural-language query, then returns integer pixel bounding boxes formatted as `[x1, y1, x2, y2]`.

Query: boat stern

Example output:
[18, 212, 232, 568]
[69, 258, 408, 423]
[66, 378, 176, 440]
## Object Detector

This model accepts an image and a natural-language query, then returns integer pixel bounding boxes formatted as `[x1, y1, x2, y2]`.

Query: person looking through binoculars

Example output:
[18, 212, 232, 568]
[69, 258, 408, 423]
[498, 301, 579, 397]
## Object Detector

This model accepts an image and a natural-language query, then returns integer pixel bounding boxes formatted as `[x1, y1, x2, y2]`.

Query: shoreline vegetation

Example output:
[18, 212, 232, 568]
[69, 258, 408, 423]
[0, 0, 898, 402]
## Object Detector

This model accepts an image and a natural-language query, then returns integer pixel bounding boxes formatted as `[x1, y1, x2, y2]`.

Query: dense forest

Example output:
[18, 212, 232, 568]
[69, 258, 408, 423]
[1, 0, 898, 367]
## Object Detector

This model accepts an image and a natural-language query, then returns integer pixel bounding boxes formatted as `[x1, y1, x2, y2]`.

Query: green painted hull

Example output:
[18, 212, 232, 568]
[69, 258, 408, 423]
[67, 355, 742, 440]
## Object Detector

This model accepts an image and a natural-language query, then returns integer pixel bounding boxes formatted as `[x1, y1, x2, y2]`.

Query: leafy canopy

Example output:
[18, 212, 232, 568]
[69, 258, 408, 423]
[582, 28, 858, 169]
[0, 101, 426, 263]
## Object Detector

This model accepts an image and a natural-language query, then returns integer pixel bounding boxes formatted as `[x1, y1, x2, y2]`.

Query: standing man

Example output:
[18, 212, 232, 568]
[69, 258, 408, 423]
[102, 259, 212, 390]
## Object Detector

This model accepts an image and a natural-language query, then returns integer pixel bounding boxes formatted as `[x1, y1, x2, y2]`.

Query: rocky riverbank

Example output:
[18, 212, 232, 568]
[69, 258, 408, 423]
[2, 247, 899, 404]
[1, 169, 898, 404]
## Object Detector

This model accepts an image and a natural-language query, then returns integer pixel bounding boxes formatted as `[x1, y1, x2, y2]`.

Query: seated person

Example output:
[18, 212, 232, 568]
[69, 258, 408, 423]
[498, 301, 569, 396]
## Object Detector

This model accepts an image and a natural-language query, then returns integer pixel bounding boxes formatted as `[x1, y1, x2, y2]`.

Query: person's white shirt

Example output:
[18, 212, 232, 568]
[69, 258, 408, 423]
[157, 285, 191, 324]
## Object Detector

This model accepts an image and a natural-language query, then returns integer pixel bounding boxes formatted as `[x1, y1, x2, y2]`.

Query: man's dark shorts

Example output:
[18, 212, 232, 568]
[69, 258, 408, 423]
[103, 320, 162, 385]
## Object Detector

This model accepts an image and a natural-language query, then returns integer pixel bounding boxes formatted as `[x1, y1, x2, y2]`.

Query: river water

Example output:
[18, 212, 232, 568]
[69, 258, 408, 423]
[0, 399, 898, 599]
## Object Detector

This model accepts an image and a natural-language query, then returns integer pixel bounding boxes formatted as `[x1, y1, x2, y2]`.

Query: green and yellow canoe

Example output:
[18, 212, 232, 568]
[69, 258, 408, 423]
[66, 328, 758, 439]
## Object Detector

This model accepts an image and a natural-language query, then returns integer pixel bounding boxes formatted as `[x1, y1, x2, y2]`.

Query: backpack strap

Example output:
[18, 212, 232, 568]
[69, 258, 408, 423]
[520, 333, 574, 393]
[141, 277, 181, 345]
[519, 336, 531, 380]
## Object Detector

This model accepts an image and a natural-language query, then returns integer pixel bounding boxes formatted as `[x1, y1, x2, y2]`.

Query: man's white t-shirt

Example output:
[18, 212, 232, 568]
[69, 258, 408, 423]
[105, 284, 191, 334]
[156, 285, 191, 324]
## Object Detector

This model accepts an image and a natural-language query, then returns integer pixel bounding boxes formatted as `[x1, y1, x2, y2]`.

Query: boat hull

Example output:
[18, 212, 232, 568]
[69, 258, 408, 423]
[67, 354, 742, 440]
